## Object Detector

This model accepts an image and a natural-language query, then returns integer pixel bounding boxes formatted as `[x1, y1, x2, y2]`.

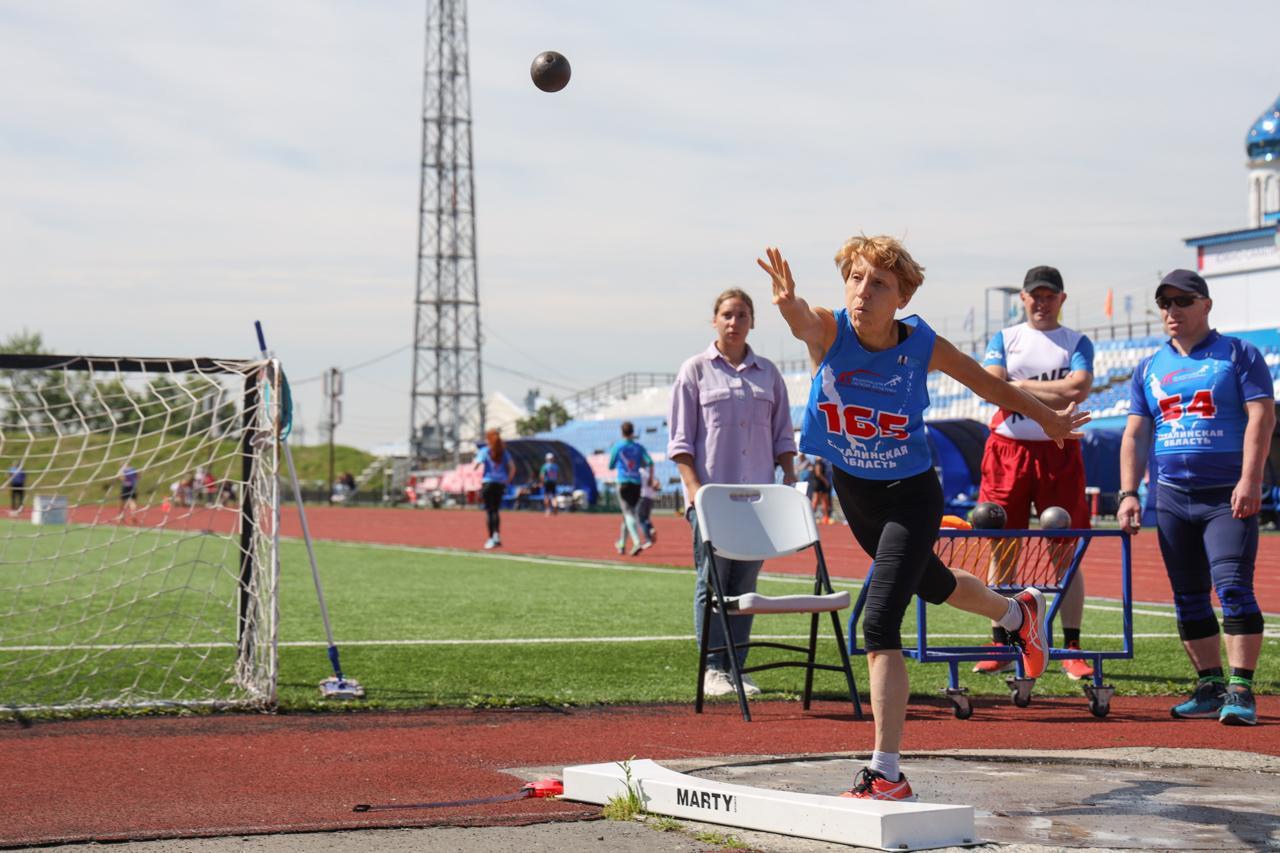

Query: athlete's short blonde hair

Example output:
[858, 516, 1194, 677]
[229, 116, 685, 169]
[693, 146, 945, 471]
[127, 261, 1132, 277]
[834, 235, 925, 297]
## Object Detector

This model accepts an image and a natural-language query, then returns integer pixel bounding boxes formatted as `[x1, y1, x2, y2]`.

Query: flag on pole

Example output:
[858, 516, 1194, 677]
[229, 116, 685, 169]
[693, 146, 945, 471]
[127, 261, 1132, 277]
[1104, 288, 1114, 319]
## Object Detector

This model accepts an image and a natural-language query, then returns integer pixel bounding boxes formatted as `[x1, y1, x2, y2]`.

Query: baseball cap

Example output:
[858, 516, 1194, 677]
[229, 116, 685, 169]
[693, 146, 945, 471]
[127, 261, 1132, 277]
[1156, 269, 1209, 298]
[545, 452, 555, 460]
[1023, 265, 1064, 293]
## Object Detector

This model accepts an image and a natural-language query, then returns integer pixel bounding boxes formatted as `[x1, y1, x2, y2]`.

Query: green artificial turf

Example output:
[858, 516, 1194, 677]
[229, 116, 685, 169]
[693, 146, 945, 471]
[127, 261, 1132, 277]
[3, 519, 1277, 716]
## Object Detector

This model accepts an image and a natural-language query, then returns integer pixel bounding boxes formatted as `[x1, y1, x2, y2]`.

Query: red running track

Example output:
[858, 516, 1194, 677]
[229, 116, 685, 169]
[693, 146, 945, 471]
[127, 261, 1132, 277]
[86, 503, 1280, 613]
[11, 503, 1272, 846]
[4, 697, 1279, 847]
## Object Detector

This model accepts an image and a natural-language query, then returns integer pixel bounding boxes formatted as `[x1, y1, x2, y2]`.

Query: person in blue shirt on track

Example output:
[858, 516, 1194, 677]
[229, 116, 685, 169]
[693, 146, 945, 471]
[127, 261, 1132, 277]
[118, 462, 139, 524]
[1119, 269, 1275, 727]
[760, 236, 1088, 801]
[608, 421, 653, 556]
[539, 452, 560, 516]
[474, 430, 516, 550]
[7, 462, 25, 515]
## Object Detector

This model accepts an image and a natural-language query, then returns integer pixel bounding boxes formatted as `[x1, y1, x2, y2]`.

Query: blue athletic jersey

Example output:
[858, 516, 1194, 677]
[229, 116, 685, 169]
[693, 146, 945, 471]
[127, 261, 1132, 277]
[800, 310, 935, 480]
[8, 465, 24, 486]
[1129, 330, 1273, 489]
[476, 447, 511, 485]
[608, 439, 652, 485]
[540, 462, 560, 482]
[121, 467, 138, 488]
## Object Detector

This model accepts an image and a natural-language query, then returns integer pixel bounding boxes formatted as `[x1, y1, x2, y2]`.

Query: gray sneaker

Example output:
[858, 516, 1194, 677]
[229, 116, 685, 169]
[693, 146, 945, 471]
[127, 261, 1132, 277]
[702, 668, 735, 697]
[740, 673, 762, 696]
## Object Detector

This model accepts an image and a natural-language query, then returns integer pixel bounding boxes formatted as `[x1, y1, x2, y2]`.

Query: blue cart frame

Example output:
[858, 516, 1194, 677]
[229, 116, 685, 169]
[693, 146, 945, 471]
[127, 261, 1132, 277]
[847, 528, 1133, 718]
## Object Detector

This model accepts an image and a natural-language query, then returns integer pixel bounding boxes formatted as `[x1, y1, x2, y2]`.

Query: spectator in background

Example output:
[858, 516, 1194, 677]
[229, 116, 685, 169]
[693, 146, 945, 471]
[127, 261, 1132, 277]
[972, 265, 1096, 681]
[193, 467, 208, 505]
[637, 465, 659, 546]
[336, 471, 356, 501]
[474, 430, 515, 550]
[1120, 269, 1275, 727]
[539, 452, 560, 516]
[7, 461, 25, 516]
[118, 462, 140, 524]
[608, 421, 653, 556]
[809, 455, 834, 524]
[669, 287, 796, 699]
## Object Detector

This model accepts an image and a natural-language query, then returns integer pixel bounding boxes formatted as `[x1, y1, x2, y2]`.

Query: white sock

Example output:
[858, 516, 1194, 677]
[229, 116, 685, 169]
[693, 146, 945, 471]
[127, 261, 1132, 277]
[996, 597, 1024, 632]
[869, 751, 900, 782]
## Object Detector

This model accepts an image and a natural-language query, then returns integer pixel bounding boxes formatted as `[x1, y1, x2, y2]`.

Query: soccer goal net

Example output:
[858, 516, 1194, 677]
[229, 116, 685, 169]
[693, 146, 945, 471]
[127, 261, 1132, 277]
[0, 354, 283, 712]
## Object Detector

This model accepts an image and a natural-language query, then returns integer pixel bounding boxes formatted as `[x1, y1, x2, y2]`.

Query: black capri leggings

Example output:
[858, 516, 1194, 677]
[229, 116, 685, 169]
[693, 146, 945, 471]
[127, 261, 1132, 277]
[831, 467, 957, 651]
[481, 482, 505, 537]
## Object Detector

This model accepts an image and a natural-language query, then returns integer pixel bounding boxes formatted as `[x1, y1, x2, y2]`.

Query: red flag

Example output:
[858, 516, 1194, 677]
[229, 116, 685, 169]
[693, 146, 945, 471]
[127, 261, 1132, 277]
[1103, 288, 1114, 319]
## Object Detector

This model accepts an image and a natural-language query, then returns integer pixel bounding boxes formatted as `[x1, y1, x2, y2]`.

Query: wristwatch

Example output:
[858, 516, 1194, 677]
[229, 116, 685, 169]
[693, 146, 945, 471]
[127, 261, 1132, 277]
[1117, 490, 1140, 501]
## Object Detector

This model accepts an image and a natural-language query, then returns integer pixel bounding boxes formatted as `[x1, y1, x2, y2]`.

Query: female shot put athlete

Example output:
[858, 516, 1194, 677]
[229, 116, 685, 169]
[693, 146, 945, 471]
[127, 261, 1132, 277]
[759, 237, 1089, 801]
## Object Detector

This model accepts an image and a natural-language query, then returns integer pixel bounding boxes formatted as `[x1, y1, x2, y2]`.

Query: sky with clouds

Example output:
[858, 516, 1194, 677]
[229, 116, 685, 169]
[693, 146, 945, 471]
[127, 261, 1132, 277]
[3, 1, 1278, 450]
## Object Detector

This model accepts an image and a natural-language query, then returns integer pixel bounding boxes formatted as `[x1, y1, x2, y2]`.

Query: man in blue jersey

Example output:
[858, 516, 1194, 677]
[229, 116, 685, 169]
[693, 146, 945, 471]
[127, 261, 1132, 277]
[974, 265, 1096, 680]
[1119, 269, 1275, 726]
[609, 422, 653, 556]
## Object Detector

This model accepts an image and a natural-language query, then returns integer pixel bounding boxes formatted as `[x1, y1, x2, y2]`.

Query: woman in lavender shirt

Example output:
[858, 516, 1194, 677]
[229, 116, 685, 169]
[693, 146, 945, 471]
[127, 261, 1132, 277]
[668, 288, 797, 698]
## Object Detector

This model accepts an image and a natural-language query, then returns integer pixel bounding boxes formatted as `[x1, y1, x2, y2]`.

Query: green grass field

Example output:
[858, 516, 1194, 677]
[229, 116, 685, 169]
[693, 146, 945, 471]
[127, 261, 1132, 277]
[2, 518, 1277, 715]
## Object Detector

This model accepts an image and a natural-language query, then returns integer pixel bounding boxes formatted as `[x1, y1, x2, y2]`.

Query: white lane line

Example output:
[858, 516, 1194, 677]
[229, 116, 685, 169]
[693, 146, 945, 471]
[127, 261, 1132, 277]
[318, 539, 864, 589]
[320, 539, 1280, 619]
[6, 631, 1279, 651]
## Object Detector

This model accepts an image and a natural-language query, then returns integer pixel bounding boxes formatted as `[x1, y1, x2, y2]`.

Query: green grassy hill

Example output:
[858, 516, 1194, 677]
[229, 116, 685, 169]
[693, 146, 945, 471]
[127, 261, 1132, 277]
[281, 444, 377, 486]
[0, 429, 376, 503]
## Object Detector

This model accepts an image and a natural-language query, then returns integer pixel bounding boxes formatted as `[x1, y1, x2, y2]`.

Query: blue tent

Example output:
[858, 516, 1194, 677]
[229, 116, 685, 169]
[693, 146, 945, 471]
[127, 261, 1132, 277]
[924, 419, 987, 516]
[482, 439, 599, 507]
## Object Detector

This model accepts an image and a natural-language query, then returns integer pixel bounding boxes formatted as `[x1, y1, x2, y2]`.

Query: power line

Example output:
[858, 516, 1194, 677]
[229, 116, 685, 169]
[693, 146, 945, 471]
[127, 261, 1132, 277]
[481, 361, 579, 394]
[287, 342, 413, 386]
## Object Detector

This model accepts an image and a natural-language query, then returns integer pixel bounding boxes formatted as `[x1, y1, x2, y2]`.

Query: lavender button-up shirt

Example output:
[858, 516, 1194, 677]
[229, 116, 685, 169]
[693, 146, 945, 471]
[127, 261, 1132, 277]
[667, 342, 796, 503]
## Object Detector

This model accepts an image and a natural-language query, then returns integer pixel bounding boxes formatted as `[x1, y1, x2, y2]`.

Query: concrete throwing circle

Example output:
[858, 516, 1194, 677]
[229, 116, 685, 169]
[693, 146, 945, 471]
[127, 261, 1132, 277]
[689, 749, 1280, 850]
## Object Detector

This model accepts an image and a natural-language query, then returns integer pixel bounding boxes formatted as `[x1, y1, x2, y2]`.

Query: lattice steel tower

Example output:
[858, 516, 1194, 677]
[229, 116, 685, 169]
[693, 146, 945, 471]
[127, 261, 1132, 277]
[409, 0, 484, 463]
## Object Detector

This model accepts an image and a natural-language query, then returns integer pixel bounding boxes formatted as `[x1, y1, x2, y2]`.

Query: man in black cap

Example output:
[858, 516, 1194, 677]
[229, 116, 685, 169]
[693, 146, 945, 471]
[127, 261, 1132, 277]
[973, 265, 1096, 679]
[1119, 269, 1274, 726]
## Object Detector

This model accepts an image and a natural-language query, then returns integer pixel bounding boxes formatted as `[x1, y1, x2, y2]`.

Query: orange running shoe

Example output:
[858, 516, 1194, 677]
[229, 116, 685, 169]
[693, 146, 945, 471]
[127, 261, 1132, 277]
[1060, 644, 1094, 681]
[840, 767, 917, 801]
[1008, 588, 1048, 678]
[971, 643, 1016, 674]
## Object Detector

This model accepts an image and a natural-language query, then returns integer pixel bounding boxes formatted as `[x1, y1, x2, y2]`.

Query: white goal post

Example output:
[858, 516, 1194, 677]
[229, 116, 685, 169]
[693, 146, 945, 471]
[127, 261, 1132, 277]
[0, 353, 283, 712]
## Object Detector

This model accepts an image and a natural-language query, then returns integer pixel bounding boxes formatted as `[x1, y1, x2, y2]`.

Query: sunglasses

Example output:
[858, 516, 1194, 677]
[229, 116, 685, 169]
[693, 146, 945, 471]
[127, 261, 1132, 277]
[1155, 294, 1201, 310]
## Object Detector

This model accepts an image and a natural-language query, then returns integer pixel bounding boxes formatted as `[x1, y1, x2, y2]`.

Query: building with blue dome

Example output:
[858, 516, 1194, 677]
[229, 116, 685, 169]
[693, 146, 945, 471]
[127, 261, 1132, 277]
[1247, 93, 1280, 163]
[1181, 90, 1280, 333]
[1247, 92, 1280, 225]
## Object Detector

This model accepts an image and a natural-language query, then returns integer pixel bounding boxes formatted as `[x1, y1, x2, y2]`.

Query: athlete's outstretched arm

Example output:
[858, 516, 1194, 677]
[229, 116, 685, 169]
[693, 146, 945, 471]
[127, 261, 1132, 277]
[758, 247, 836, 370]
[930, 335, 1089, 445]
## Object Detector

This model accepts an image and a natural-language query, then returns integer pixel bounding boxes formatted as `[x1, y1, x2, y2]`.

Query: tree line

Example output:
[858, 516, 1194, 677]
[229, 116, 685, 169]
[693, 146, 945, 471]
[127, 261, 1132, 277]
[1, 330, 239, 438]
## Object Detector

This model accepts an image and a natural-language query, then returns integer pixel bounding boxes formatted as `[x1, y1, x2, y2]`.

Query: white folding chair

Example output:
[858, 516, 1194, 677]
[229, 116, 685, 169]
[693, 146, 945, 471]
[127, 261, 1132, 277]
[693, 484, 863, 722]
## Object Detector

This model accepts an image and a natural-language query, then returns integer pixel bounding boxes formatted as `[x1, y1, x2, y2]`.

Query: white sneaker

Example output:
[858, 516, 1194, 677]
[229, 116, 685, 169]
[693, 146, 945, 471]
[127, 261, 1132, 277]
[483, 536, 496, 550]
[740, 673, 762, 696]
[492, 534, 501, 547]
[702, 668, 735, 697]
